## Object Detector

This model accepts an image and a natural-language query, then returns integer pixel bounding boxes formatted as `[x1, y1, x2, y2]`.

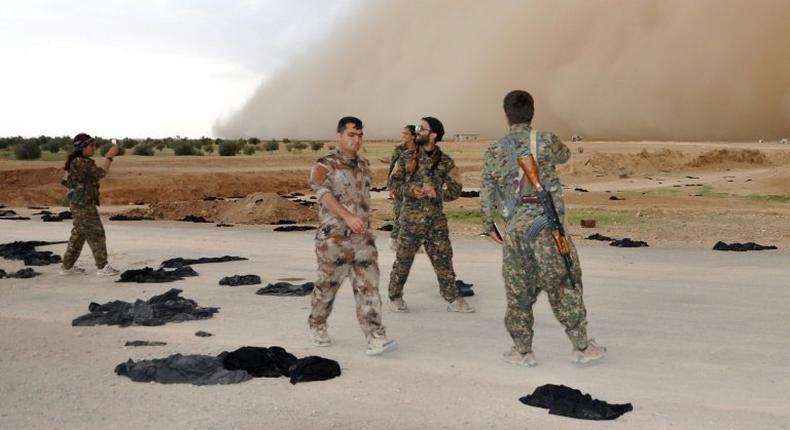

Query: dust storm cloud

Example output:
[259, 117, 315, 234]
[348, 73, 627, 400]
[214, 0, 790, 141]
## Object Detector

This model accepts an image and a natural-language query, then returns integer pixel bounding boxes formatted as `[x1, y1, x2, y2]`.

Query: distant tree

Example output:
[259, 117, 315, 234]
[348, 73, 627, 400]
[263, 140, 279, 152]
[47, 141, 60, 153]
[173, 141, 197, 156]
[121, 138, 137, 149]
[203, 143, 215, 154]
[243, 144, 257, 155]
[218, 141, 239, 156]
[133, 143, 154, 156]
[100, 143, 126, 156]
[14, 141, 41, 160]
[292, 141, 308, 152]
[248, 137, 261, 146]
[282, 138, 291, 144]
[310, 141, 325, 152]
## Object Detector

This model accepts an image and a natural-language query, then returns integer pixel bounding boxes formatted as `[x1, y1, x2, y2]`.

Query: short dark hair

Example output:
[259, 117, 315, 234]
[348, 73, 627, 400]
[337, 116, 363, 134]
[503, 90, 534, 124]
[421, 116, 444, 142]
[404, 124, 416, 136]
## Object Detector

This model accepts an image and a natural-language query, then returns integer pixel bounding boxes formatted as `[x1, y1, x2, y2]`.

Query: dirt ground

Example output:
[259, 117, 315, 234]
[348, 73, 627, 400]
[2, 139, 789, 248]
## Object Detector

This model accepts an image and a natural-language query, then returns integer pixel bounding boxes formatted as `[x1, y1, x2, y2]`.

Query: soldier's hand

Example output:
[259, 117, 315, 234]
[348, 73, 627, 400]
[488, 231, 504, 245]
[413, 186, 426, 198]
[107, 142, 120, 157]
[344, 214, 367, 234]
[422, 184, 437, 198]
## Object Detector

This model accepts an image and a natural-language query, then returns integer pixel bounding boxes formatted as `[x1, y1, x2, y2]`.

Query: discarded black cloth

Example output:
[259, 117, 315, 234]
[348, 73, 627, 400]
[0, 216, 30, 220]
[219, 274, 261, 286]
[0, 268, 40, 279]
[460, 190, 480, 198]
[195, 331, 214, 337]
[109, 214, 151, 221]
[27, 206, 49, 210]
[273, 225, 317, 232]
[203, 196, 224, 201]
[519, 384, 633, 420]
[586, 234, 614, 242]
[288, 356, 342, 385]
[72, 288, 218, 327]
[125, 340, 167, 347]
[610, 238, 649, 248]
[0, 241, 65, 266]
[456, 279, 474, 297]
[117, 266, 199, 283]
[713, 241, 778, 252]
[609, 196, 625, 201]
[377, 224, 394, 232]
[179, 215, 211, 223]
[160, 255, 247, 269]
[41, 211, 72, 222]
[215, 223, 234, 227]
[0, 209, 17, 216]
[256, 281, 315, 296]
[115, 353, 251, 385]
[272, 219, 296, 225]
[220, 346, 298, 378]
[574, 187, 590, 192]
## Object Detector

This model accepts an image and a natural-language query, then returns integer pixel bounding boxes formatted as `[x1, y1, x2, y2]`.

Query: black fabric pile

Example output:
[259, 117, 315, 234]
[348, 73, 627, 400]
[116, 346, 341, 386]
[0, 215, 30, 220]
[460, 190, 480, 198]
[117, 266, 198, 283]
[195, 331, 213, 337]
[271, 220, 296, 225]
[377, 224, 394, 232]
[574, 187, 590, 192]
[41, 211, 72, 222]
[610, 238, 649, 248]
[180, 215, 211, 223]
[219, 274, 261, 286]
[125, 340, 167, 347]
[609, 196, 625, 200]
[519, 384, 633, 420]
[256, 281, 315, 296]
[0, 241, 65, 265]
[115, 354, 252, 385]
[456, 279, 474, 297]
[203, 196, 224, 201]
[585, 234, 648, 248]
[215, 223, 234, 227]
[0, 209, 19, 217]
[0, 268, 40, 279]
[713, 241, 778, 251]
[72, 288, 218, 327]
[160, 255, 247, 269]
[273, 225, 317, 232]
[109, 214, 152, 221]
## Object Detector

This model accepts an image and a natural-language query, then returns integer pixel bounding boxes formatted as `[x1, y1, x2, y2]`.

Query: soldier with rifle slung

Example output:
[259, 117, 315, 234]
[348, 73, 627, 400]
[480, 90, 606, 367]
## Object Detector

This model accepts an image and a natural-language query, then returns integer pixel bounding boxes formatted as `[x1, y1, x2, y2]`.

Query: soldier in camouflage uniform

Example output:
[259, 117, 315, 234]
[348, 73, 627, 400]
[387, 117, 474, 313]
[387, 125, 416, 248]
[480, 90, 606, 366]
[308, 116, 397, 356]
[60, 133, 120, 277]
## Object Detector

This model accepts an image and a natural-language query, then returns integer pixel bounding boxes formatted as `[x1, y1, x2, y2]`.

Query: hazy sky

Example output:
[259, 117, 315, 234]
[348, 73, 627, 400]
[0, 0, 352, 138]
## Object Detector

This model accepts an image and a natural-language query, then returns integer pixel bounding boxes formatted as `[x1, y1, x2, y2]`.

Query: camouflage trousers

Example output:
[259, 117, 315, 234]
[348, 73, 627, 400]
[309, 232, 386, 340]
[390, 197, 403, 239]
[388, 210, 459, 302]
[62, 205, 108, 269]
[502, 221, 589, 353]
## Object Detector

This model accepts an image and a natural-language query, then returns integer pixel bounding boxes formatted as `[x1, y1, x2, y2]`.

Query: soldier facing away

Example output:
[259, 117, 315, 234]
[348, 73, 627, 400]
[480, 90, 606, 366]
[60, 133, 120, 277]
[387, 116, 474, 313]
[308, 116, 397, 356]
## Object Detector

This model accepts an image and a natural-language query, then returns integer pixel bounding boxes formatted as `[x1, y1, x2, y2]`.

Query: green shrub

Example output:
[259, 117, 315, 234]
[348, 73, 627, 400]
[14, 141, 41, 160]
[47, 141, 60, 153]
[203, 143, 215, 154]
[292, 141, 308, 152]
[173, 141, 197, 156]
[310, 141, 325, 152]
[121, 138, 138, 149]
[263, 140, 279, 152]
[218, 141, 239, 156]
[282, 138, 291, 144]
[248, 137, 261, 146]
[133, 143, 154, 156]
[243, 144, 257, 155]
[99, 143, 126, 156]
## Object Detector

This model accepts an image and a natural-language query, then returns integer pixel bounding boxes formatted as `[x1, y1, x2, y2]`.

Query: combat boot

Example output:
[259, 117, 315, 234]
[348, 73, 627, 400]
[389, 298, 409, 313]
[502, 347, 537, 367]
[310, 326, 331, 347]
[366, 336, 397, 356]
[572, 339, 607, 364]
[447, 297, 475, 313]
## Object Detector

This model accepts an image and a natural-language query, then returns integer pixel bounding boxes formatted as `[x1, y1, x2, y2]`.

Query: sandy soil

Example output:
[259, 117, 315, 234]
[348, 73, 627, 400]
[1, 221, 789, 429]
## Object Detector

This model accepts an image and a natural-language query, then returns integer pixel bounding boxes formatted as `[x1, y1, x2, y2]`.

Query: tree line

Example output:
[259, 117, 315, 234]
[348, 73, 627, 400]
[0, 135, 329, 160]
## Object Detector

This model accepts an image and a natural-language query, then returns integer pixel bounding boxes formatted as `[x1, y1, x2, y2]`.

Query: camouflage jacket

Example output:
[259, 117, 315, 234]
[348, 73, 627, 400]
[479, 123, 570, 234]
[64, 157, 106, 207]
[388, 143, 409, 178]
[310, 150, 372, 238]
[388, 145, 462, 215]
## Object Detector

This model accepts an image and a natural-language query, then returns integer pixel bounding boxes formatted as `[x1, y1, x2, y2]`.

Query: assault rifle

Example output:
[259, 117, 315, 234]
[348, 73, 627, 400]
[517, 154, 578, 289]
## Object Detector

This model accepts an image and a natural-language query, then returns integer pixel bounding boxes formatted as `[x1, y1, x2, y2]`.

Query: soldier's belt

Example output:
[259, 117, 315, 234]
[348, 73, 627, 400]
[520, 195, 540, 204]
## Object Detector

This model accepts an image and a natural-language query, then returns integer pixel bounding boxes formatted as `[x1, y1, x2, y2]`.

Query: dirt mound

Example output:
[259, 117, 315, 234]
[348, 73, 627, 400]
[687, 149, 769, 167]
[124, 192, 317, 225]
[0, 168, 62, 189]
[584, 149, 688, 177]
